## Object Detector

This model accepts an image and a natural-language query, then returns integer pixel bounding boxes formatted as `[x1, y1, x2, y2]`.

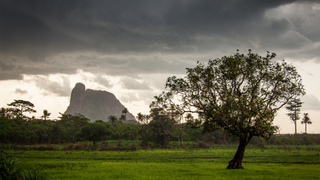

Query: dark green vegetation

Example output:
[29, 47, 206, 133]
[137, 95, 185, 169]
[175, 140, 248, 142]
[1, 102, 319, 179]
[0, 150, 53, 180]
[151, 50, 305, 169]
[2, 145, 320, 180]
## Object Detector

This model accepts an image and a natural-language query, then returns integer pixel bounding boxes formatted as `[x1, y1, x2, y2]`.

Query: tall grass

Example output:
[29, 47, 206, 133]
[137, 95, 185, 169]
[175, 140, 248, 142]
[6, 145, 320, 180]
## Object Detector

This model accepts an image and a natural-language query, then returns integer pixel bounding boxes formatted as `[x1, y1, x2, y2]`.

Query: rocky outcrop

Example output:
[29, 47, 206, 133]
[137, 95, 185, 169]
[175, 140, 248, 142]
[65, 83, 136, 122]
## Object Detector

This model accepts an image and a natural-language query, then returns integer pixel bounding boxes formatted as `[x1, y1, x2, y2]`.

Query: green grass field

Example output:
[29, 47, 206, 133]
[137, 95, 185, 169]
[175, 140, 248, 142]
[6, 145, 320, 180]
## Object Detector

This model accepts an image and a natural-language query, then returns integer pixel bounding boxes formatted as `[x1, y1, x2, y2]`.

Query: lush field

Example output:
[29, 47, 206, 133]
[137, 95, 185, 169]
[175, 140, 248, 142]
[6, 145, 320, 180]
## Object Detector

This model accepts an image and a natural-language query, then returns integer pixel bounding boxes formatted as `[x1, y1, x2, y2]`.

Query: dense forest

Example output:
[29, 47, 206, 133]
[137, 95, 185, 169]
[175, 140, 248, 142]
[1, 100, 319, 149]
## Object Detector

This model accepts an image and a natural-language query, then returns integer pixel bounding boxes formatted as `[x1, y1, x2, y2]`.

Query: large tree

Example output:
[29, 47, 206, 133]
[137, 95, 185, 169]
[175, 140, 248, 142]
[80, 122, 110, 145]
[59, 113, 90, 143]
[7, 100, 36, 119]
[286, 98, 303, 134]
[151, 50, 305, 169]
[148, 108, 176, 147]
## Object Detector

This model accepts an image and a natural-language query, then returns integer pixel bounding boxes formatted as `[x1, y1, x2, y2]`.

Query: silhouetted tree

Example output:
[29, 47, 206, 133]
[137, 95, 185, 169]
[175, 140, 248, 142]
[42, 109, 51, 123]
[301, 113, 312, 134]
[122, 108, 128, 121]
[286, 98, 303, 134]
[7, 100, 36, 119]
[136, 112, 150, 124]
[151, 50, 305, 169]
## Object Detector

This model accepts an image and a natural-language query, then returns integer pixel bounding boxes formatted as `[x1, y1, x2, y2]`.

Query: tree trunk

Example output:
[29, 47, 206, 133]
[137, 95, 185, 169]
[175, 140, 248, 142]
[294, 120, 297, 134]
[226, 139, 247, 169]
[305, 123, 307, 134]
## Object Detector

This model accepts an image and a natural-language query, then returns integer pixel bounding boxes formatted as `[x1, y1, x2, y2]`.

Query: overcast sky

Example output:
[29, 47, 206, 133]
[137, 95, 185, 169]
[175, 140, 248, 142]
[1, 0, 319, 133]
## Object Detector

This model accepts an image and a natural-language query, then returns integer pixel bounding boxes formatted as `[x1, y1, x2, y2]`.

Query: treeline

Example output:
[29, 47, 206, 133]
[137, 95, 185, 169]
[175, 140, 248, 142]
[0, 113, 203, 145]
[1, 109, 320, 148]
[0, 106, 237, 146]
[1, 99, 319, 148]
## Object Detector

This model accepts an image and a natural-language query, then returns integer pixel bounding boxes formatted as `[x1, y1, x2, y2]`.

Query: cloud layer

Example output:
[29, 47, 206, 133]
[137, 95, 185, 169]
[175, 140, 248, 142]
[1, 0, 320, 91]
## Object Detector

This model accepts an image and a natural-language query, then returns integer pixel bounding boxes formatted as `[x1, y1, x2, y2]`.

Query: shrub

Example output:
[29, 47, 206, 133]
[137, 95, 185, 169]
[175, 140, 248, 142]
[0, 151, 25, 180]
[0, 150, 54, 180]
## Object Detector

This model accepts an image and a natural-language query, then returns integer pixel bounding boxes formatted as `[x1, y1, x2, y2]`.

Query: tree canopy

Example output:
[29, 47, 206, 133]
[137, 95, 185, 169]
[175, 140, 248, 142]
[151, 50, 305, 169]
[7, 100, 36, 119]
[59, 113, 90, 143]
[80, 122, 110, 145]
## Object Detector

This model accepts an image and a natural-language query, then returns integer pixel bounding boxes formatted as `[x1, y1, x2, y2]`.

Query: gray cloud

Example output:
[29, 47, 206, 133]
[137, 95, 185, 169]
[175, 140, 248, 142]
[95, 75, 112, 88]
[302, 94, 320, 111]
[121, 76, 151, 90]
[33, 76, 71, 96]
[1, 0, 320, 82]
[15, 88, 28, 94]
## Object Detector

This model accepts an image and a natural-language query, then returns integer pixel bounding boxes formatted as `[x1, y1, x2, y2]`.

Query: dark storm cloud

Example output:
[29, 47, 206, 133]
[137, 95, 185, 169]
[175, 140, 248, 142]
[1, 0, 319, 81]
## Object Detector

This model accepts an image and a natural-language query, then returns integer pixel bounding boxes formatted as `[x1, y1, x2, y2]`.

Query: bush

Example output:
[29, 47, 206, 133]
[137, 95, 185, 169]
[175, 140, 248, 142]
[0, 150, 54, 180]
[0, 151, 25, 180]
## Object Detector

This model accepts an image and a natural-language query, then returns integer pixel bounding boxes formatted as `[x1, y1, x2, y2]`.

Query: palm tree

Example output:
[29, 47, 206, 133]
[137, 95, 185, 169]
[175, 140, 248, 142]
[108, 115, 118, 125]
[42, 109, 51, 122]
[301, 113, 312, 134]
[122, 108, 128, 121]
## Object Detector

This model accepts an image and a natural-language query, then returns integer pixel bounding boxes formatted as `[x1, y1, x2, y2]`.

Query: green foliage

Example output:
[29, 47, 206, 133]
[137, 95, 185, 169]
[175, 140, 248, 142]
[0, 151, 25, 180]
[59, 113, 90, 143]
[23, 167, 54, 180]
[80, 122, 110, 145]
[153, 50, 305, 140]
[151, 50, 305, 168]
[108, 115, 118, 125]
[0, 151, 54, 180]
[0, 117, 34, 144]
[147, 108, 176, 147]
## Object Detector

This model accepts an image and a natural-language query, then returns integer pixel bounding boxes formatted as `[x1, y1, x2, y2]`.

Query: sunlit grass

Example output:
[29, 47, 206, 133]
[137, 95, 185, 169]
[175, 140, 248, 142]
[8, 145, 320, 180]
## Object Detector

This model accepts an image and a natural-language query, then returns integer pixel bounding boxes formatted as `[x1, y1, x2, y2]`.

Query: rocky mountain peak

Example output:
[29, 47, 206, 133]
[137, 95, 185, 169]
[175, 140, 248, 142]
[64, 83, 136, 122]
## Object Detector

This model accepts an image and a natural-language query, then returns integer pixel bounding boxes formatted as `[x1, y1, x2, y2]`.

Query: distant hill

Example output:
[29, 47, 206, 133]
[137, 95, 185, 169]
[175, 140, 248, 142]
[64, 83, 136, 123]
